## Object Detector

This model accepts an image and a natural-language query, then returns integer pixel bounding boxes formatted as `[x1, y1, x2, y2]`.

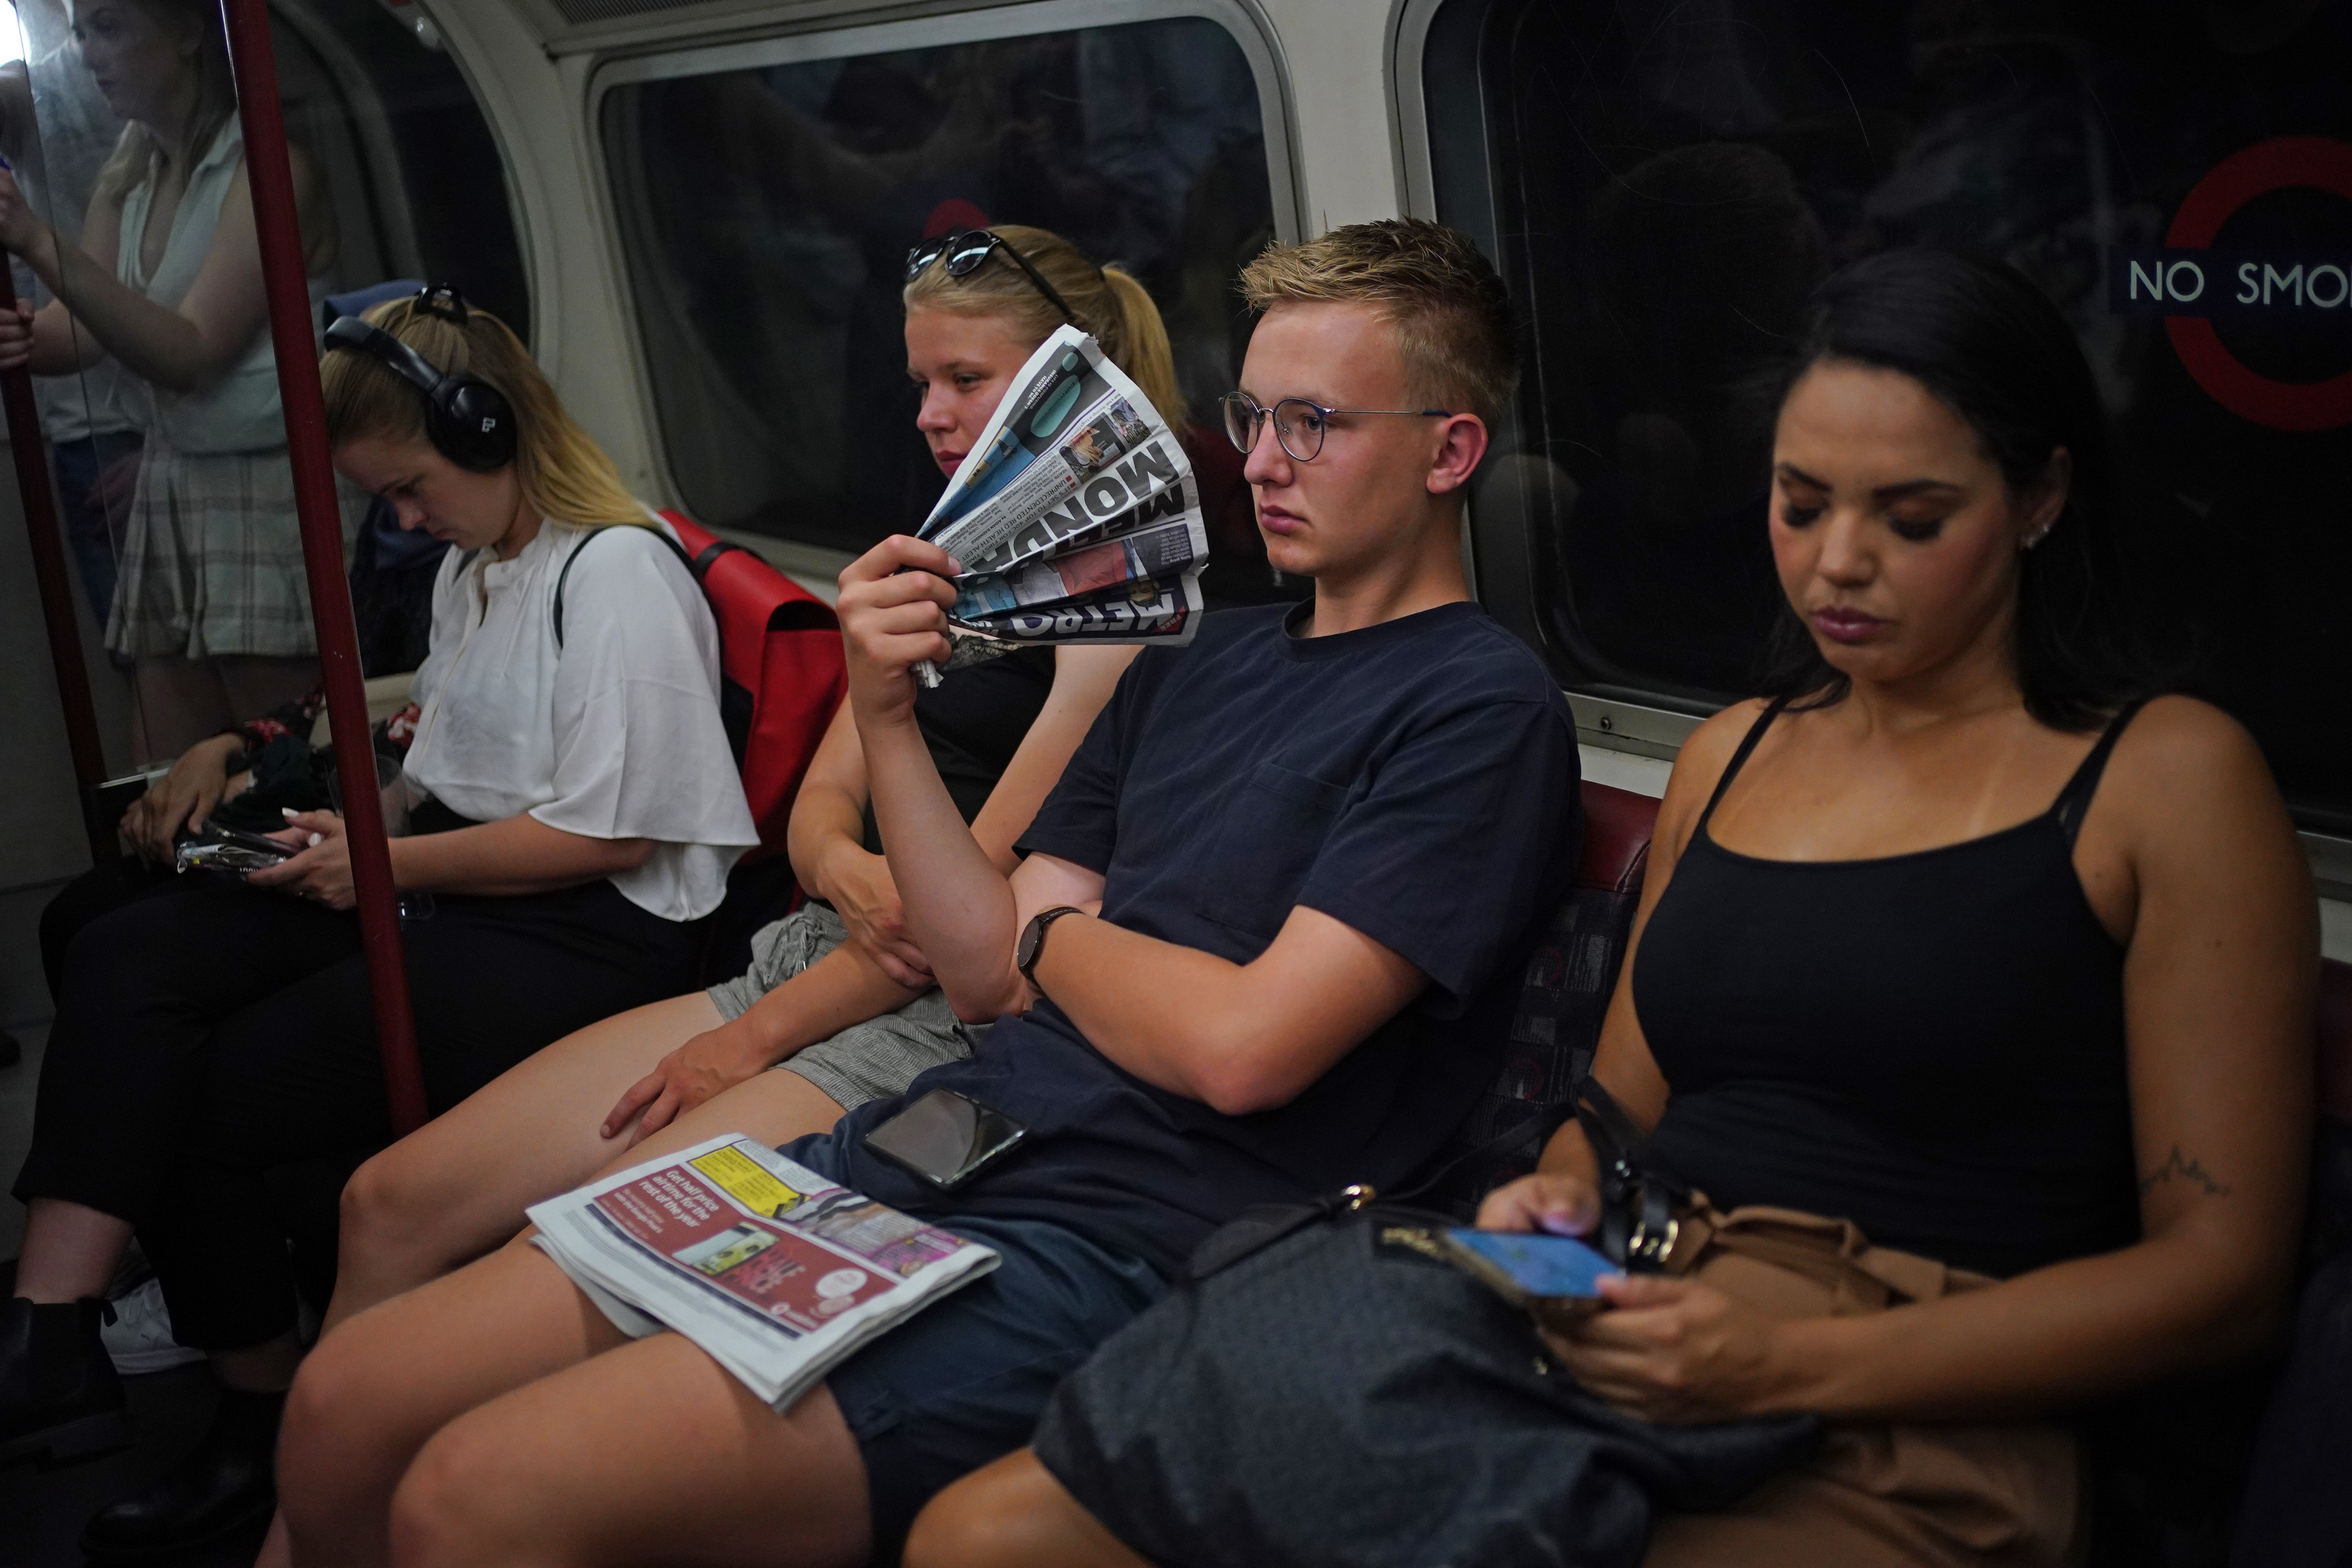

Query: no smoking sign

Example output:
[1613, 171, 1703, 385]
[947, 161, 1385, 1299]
[2114, 136, 2352, 432]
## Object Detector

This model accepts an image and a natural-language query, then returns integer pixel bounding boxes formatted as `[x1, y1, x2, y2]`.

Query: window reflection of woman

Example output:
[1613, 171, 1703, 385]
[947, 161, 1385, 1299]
[0, 0, 143, 624]
[0, 0, 344, 761]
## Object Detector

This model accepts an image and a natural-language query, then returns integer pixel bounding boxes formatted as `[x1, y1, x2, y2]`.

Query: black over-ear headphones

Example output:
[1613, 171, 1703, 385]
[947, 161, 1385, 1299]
[323, 283, 519, 472]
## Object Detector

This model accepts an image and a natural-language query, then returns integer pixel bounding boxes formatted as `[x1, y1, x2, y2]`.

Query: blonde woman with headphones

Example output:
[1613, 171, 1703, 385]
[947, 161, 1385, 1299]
[1, 289, 757, 1555]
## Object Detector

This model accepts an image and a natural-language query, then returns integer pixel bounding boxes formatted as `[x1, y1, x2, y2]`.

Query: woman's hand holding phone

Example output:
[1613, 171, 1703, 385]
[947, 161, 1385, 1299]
[1478, 1169, 1798, 1423]
[1475, 1171, 1603, 1240]
[123, 733, 243, 863]
[1544, 1273, 1797, 1425]
[243, 809, 358, 909]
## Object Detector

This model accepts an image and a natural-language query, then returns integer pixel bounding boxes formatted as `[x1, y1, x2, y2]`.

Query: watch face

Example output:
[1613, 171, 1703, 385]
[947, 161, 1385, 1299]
[1017, 917, 1045, 971]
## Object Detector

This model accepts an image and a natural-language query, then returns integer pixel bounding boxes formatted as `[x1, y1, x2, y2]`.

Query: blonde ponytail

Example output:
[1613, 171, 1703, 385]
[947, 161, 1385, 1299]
[1098, 265, 1187, 431]
[322, 297, 647, 529]
[904, 224, 1189, 429]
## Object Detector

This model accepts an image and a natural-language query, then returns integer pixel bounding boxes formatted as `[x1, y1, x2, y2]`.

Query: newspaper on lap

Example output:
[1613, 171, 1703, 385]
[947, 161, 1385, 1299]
[529, 1134, 998, 1411]
[914, 324, 1206, 684]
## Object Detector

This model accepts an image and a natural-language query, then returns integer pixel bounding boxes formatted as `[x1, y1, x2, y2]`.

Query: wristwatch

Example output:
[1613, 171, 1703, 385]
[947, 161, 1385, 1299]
[1016, 906, 1085, 995]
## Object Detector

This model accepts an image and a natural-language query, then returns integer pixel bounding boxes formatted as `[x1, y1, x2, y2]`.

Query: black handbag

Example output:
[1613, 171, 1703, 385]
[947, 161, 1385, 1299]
[1184, 1077, 1683, 1285]
[1031, 1082, 1818, 1568]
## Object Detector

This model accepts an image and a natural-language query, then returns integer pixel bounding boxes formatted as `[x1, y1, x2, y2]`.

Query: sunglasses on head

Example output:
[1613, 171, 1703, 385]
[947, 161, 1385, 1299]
[904, 229, 1083, 328]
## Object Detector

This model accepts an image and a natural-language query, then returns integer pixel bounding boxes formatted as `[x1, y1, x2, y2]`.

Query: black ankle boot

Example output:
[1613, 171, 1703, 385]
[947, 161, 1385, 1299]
[0, 1294, 130, 1466]
[83, 1386, 283, 1558]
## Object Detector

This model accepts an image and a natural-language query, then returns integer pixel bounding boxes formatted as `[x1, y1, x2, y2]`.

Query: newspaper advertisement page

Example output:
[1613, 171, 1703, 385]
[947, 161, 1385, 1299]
[529, 1136, 997, 1410]
[912, 325, 1208, 685]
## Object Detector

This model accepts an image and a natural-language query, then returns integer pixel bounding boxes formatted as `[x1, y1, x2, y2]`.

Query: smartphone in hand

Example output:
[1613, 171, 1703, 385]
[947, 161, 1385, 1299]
[1440, 1227, 1617, 1328]
[174, 825, 299, 875]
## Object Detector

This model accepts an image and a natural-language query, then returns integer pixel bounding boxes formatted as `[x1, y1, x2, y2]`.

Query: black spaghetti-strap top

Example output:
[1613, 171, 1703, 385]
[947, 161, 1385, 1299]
[1636, 699, 2148, 1278]
[859, 647, 1056, 855]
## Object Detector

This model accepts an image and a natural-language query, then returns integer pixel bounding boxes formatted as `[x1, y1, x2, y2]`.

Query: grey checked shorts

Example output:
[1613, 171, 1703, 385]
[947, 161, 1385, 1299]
[704, 904, 973, 1111]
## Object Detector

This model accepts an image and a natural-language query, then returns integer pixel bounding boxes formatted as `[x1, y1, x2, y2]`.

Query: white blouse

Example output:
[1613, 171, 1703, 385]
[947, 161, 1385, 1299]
[403, 516, 760, 922]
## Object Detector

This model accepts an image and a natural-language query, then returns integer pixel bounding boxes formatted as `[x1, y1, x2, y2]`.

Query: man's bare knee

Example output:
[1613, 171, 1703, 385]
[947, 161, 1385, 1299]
[905, 1450, 1142, 1568]
[388, 1419, 537, 1568]
[278, 1324, 407, 1541]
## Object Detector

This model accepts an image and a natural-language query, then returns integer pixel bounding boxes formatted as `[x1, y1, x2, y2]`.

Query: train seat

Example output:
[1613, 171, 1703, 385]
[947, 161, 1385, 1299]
[2316, 958, 2352, 1127]
[2219, 959, 2352, 1568]
[1425, 780, 1657, 1216]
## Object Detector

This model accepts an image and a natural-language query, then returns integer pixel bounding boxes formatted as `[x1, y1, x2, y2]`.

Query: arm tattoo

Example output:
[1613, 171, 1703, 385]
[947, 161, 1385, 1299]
[2138, 1144, 2233, 1199]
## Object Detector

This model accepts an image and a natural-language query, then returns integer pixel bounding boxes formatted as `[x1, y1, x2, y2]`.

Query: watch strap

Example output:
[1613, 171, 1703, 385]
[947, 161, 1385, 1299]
[1018, 905, 1085, 992]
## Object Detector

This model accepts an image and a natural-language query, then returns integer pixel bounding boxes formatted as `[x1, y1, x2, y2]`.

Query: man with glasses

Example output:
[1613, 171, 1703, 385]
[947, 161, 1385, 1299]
[328, 219, 1581, 1568]
[818, 214, 1581, 1558]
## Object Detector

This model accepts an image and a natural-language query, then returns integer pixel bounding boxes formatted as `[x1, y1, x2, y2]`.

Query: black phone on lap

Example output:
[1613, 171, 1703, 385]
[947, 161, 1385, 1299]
[172, 824, 299, 875]
[862, 1088, 1029, 1190]
[209, 826, 300, 861]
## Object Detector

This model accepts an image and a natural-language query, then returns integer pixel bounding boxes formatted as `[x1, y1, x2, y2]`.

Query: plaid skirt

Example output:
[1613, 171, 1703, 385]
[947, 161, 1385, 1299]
[106, 437, 361, 659]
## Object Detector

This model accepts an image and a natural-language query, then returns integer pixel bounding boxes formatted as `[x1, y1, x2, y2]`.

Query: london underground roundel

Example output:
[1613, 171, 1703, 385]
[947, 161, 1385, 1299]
[2120, 136, 2352, 432]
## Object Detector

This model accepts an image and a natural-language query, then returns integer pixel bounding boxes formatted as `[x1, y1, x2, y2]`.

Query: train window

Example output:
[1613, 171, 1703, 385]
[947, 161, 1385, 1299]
[1419, 0, 2352, 828]
[1, 0, 528, 763]
[272, 0, 532, 336]
[597, 7, 1288, 556]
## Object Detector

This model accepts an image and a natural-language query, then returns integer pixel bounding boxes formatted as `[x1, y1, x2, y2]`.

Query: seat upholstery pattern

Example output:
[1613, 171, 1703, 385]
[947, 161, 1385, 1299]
[1424, 782, 1659, 1219]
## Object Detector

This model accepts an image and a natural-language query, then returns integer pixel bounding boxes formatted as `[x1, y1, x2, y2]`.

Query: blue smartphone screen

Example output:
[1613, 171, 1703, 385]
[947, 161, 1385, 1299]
[1445, 1229, 1616, 1299]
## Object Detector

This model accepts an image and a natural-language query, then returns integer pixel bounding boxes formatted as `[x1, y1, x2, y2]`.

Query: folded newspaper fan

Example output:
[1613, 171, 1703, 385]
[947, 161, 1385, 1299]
[914, 324, 1207, 685]
[530, 1135, 998, 1411]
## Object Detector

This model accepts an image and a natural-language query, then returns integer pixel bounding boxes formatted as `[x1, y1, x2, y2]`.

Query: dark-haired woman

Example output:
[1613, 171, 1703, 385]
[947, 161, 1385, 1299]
[913, 249, 2315, 1568]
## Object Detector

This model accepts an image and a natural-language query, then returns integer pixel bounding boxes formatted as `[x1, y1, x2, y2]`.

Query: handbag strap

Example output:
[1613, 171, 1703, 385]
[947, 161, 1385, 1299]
[1572, 1077, 1687, 1272]
[1189, 1080, 1659, 1284]
[1186, 1106, 1580, 1283]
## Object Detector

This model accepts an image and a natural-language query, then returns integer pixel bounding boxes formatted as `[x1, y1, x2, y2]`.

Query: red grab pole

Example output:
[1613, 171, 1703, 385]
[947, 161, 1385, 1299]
[0, 265, 116, 866]
[220, 0, 427, 1135]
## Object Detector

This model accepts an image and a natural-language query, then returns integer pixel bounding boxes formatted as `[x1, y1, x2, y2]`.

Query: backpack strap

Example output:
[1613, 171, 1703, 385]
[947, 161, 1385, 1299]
[1572, 1077, 1687, 1272]
[552, 521, 702, 648]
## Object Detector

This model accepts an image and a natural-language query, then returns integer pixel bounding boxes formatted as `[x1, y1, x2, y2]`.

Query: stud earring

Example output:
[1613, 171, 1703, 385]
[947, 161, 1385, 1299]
[2022, 524, 2053, 552]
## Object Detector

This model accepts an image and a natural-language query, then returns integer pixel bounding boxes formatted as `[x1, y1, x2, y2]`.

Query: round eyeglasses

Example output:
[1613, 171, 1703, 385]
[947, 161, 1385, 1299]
[1219, 392, 1454, 463]
[904, 229, 1082, 328]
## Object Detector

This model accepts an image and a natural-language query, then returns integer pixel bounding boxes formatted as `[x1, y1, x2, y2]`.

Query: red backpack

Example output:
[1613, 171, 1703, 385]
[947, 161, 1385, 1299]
[555, 511, 845, 861]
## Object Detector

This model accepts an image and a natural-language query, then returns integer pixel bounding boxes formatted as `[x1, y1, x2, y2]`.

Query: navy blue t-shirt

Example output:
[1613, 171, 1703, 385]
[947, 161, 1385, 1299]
[823, 601, 1581, 1279]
